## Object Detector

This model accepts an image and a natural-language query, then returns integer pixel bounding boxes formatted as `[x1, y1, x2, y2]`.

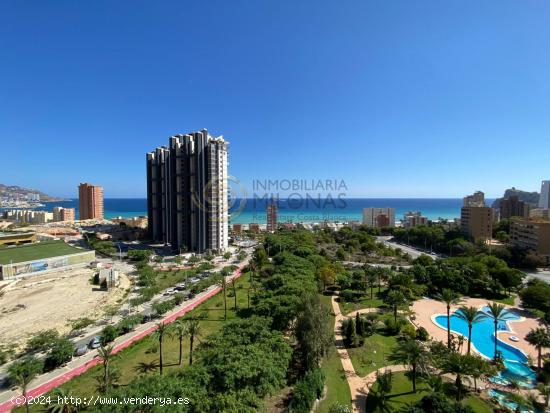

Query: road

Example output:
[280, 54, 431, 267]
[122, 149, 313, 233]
[376, 236, 440, 260]
[0, 251, 250, 412]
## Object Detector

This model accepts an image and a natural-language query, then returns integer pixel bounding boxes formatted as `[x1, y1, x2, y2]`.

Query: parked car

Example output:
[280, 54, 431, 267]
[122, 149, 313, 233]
[88, 336, 101, 349]
[74, 344, 88, 356]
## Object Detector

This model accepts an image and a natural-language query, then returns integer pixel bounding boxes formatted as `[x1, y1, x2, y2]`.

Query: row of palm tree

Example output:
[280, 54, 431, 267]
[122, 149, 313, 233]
[152, 318, 202, 375]
[436, 292, 550, 373]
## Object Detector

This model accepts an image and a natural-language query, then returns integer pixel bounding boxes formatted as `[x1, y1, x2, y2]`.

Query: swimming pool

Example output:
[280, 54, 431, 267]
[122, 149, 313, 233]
[434, 306, 536, 388]
[488, 389, 542, 413]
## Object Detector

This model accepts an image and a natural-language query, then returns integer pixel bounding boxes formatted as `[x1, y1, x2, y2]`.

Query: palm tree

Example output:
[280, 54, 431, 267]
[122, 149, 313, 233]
[483, 302, 507, 360]
[536, 383, 550, 408]
[389, 339, 429, 392]
[525, 327, 550, 372]
[153, 322, 169, 375]
[186, 319, 201, 365]
[171, 318, 187, 365]
[8, 356, 44, 413]
[455, 306, 485, 354]
[247, 278, 258, 308]
[436, 289, 461, 348]
[97, 345, 116, 392]
[217, 274, 228, 320]
[441, 352, 475, 401]
[231, 278, 238, 310]
[367, 272, 377, 299]
[385, 290, 407, 324]
[48, 388, 79, 413]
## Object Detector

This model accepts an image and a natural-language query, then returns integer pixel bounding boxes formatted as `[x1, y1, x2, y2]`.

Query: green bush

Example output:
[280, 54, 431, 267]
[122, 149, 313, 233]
[416, 326, 430, 341]
[400, 323, 416, 339]
[101, 325, 120, 345]
[289, 368, 325, 413]
[44, 338, 73, 371]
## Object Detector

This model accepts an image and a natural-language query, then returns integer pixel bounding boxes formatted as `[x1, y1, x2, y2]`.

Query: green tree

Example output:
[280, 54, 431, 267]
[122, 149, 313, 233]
[455, 306, 484, 354]
[483, 302, 507, 360]
[153, 322, 169, 375]
[47, 388, 80, 413]
[97, 345, 116, 393]
[26, 329, 59, 353]
[441, 352, 475, 401]
[389, 339, 430, 392]
[217, 274, 228, 320]
[385, 290, 407, 324]
[436, 289, 461, 348]
[171, 318, 187, 366]
[223, 251, 231, 260]
[44, 338, 73, 370]
[525, 327, 550, 372]
[186, 319, 201, 365]
[8, 356, 44, 413]
[295, 295, 333, 370]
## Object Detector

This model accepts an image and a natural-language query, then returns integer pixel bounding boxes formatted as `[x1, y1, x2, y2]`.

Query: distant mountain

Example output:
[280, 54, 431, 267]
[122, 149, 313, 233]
[0, 183, 65, 202]
[491, 187, 540, 209]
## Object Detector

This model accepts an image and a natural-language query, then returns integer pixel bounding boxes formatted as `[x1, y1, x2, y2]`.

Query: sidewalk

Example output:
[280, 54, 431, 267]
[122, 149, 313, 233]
[0, 262, 247, 413]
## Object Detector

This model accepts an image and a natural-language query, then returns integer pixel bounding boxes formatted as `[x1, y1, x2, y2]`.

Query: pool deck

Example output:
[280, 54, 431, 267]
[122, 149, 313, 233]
[411, 297, 541, 361]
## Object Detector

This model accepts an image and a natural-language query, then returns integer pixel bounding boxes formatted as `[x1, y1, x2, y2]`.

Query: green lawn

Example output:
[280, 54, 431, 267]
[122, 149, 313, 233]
[0, 240, 84, 264]
[316, 294, 352, 413]
[365, 372, 493, 413]
[347, 332, 399, 377]
[155, 269, 196, 291]
[23, 273, 253, 410]
[339, 289, 387, 316]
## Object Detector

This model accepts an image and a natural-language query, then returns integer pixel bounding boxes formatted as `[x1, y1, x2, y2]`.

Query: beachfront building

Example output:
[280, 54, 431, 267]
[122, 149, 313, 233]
[362, 207, 395, 228]
[403, 211, 428, 228]
[146, 129, 229, 253]
[266, 203, 278, 232]
[460, 191, 492, 243]
[53, 207, 76, 222]
[499, 195, 531, 219]
[539, 180, 550, 209]
[2, 209, 53, 224]
[510, 219, 550, 265]
[79, 183, 104, 220]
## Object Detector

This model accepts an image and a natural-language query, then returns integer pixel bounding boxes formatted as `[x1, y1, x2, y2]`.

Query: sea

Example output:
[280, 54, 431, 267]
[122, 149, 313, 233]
[1, 198, 495, 224]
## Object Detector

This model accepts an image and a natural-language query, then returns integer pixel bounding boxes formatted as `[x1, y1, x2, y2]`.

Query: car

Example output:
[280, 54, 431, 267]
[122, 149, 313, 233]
[88, 336, 101, 349]
[174, 286, 186, 292]
[74, 344, 88, 356]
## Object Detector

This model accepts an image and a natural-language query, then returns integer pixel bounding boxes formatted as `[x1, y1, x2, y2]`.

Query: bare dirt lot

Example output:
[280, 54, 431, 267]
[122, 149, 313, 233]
[0, 267, 130, 350]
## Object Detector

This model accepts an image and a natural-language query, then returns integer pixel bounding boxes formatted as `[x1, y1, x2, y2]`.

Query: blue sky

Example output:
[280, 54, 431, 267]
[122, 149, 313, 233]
[1, 0, 549, 198]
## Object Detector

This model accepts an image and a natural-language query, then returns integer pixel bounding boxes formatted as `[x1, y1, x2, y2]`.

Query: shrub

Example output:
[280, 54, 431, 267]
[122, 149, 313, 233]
[44, 338, 73, 371]
[289, 368, 325, 413]
[340, 289, 358, 302]
[384, 318, 405, 335]
[400, 323, 416, 339]
[101, 325, 120, 345]
[329, 403, 352, 413]
[416, 326, 430, 341]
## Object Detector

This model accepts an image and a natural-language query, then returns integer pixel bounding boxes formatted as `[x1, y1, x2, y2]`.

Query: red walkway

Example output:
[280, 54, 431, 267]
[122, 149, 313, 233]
[1, 265, 245, 412]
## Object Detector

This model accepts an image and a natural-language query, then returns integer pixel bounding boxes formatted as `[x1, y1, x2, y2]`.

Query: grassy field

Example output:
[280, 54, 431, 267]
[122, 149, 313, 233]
[316, 294, 352, 413]
[365, 371, 493, 413]
[0, 240, 83, 264]
[339, 289, 387, 316]
[347, 332, 399, 377]
[21, 273, 254, 411]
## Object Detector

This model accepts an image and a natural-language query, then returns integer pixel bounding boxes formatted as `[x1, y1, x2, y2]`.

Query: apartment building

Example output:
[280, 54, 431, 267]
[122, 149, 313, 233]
[266, 203, 278, 232]
[53, 207, 76, 222]
[79, 183, 104, 220]
[362, 207, 395, 228]
[539, 180, 550, 209]
[510, 219, 550, 265]
[460, 191, 492, 242]
[499, 196, 530, 219]
[403, 211, 428, 228]
[146, 129, 229, 253]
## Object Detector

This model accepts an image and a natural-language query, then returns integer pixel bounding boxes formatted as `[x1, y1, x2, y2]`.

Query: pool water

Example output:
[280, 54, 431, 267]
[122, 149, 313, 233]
[434, 306, 536, 388]
[488, 389, 543, 413]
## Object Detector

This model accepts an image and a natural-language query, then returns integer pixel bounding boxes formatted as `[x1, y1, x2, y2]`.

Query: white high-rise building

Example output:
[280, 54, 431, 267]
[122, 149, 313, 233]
[538, 180, 550, 209]
[146, 129, 229, 253]
[362, 207, 395, 228]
